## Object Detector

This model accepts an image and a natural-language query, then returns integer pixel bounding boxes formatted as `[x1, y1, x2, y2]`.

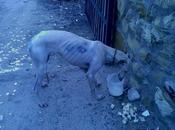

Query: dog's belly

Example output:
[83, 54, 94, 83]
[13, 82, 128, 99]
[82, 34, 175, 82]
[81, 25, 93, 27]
[58, 46, 93, 68]
[62, 51, 92, 68]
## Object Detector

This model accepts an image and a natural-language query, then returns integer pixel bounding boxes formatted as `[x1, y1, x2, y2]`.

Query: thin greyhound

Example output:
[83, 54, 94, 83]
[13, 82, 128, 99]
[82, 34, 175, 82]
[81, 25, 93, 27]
[28, 30, 129, 99]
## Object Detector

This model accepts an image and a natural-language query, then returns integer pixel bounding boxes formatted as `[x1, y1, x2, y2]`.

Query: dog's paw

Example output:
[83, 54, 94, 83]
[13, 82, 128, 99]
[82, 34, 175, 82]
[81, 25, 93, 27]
[41, 81, 49, 88]
[38, 102, 48, 108]
[96, 94, 105, 101]
[96, 83, 102, 88]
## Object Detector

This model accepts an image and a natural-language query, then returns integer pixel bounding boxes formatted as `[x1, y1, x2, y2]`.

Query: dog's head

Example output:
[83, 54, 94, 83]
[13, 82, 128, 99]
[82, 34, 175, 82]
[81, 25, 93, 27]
[105, 48, 130, 65]
[114, 50, 131, 64]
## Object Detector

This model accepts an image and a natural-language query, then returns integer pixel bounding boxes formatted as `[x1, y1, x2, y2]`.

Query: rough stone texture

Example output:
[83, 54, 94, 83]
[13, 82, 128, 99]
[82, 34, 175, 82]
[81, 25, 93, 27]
[165, 80, 175, 96]
[116, 0, 175, 129]
[127, 88, 140, 101]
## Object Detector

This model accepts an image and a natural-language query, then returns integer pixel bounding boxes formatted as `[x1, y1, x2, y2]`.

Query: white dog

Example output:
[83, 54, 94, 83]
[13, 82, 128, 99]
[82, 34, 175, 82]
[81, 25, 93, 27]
[28, 30, 129, 99]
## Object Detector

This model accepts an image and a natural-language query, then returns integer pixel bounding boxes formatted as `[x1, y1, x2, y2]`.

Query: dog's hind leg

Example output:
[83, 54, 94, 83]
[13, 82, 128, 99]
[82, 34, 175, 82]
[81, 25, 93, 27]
[33, 60, 49, 107]
[32, 50, 49, 91]
[44, 55, 50, 84]
[34, 64, 45, 92]
[41, 63, 49, 88]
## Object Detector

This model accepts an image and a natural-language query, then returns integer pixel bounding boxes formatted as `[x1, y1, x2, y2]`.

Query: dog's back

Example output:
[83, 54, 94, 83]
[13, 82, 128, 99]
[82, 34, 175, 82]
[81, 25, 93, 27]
[29, 30, 97, 68]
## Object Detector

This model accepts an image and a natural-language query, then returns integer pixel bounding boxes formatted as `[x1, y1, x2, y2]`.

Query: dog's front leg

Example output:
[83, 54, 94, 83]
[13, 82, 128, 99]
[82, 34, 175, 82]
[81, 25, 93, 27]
[86, 57, 104, 100]
[86, 72, 96, 96]
[87, 70, 105, 100]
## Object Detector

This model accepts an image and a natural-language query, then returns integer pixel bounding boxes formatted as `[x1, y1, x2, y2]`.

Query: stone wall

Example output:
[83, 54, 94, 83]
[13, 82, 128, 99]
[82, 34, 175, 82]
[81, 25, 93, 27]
[115, 0, 175, 128]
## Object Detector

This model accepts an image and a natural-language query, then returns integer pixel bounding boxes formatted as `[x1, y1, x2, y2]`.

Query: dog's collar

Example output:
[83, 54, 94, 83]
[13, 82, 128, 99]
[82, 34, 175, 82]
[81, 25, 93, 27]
[112, 49, 117, 64]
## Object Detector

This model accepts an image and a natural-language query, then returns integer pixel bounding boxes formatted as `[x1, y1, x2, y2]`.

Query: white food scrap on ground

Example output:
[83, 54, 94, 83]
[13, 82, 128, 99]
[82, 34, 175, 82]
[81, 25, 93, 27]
[5, 92, 10, 96]
[142, 110, 150, 117]
[110, 104, 115, 110]
[117, 103, 149, 124]
[0, 115, 3, 121]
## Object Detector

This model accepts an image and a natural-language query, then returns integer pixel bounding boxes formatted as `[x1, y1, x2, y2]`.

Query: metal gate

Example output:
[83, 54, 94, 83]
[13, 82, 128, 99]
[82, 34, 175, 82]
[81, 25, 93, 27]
[85, 0, 117, 46]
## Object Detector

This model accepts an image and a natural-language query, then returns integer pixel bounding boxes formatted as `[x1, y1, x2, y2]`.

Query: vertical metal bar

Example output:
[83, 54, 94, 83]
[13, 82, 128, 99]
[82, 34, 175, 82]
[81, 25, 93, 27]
[85, 0, 117, 46]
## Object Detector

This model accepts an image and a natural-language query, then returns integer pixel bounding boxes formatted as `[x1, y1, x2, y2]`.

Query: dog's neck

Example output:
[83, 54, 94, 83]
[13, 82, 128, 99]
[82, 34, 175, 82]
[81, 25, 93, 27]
[104, 45, 116, 64]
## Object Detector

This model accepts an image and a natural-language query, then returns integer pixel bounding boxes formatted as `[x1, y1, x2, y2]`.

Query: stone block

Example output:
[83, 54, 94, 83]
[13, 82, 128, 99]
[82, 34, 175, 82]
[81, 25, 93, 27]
[129, 76, 140, 89]
[154, 0, 175, 8]
[138, 48, 151, 63]
[114, 31, 126, 52]
[127, 35, 140, 52]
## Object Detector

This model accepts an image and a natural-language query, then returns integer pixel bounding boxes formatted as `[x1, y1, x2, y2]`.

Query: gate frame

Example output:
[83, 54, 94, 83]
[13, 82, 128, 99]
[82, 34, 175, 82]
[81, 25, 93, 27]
[85, 0, 117, 47]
